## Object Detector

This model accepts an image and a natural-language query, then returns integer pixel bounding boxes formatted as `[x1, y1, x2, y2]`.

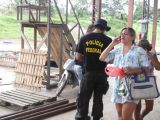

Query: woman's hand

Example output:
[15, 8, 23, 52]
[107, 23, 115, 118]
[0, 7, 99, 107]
[148, 52, 160, 70]
[148, 52, 156, 61]
[111, 36, 121, 46]
[123, 67, 133, 75]
[99, 36, 121, 62]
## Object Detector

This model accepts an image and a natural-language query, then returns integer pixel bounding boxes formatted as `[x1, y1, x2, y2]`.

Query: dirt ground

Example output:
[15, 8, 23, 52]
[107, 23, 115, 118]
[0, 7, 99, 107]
[47, 71, 160, 120]
[0, 40, 160, 119]
[0, 66, 160, 120]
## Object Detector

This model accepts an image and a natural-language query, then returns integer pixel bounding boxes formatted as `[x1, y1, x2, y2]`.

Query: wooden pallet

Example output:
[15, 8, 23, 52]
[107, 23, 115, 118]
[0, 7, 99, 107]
[0, 89, 56, 110]
[14, 49, 47, 90]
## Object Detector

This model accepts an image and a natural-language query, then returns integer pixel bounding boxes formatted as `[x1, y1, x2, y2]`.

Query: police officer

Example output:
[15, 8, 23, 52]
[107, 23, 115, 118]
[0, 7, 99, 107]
[75, 19, 112, 120]
[74, 24, 95, 85]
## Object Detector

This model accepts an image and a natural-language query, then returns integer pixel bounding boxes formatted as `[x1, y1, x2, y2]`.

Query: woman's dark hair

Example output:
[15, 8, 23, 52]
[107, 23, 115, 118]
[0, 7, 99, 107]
[138, 39, 152, 51]
[121, 27, 136, 44]
[86, 24, 95, 33]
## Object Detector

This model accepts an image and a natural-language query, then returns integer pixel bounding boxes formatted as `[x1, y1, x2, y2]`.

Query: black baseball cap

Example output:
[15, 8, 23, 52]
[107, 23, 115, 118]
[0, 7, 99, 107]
[95, 19, 111, 31]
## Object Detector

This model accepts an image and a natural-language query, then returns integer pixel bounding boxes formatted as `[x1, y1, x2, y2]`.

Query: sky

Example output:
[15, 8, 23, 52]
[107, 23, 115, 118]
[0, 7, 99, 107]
[147, 0, 160, 8]
[0, 0, 160, 8]
[0, 0, 10, 6]
[135, 0, 160, 8]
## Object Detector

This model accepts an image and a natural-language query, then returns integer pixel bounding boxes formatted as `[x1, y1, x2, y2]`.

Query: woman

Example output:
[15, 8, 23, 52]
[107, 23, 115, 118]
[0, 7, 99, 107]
[134, 39, 160, 120]
[99, 27, 150, 120]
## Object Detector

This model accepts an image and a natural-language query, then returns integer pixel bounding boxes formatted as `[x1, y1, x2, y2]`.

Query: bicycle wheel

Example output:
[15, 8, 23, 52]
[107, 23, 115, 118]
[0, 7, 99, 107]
[56, 70, 70, 96]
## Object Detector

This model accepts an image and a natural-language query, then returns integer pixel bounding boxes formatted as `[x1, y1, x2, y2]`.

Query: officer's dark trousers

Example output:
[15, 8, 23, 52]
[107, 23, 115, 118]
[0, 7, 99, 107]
[75, 71, 109, 120]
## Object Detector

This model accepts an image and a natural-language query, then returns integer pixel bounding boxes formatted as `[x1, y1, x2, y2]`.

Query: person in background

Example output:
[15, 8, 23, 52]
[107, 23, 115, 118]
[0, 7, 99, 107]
[74, 24, 95, 85]
[86, 24, 95, 33]
[99, 27, 150, 120]
[134, 39, 160, 120]
[75, 19, 112, 120]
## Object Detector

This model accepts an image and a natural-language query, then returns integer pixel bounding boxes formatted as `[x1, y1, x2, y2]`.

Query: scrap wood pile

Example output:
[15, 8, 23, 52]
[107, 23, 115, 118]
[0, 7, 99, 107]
[0, 89, 57, 110]
[0, 99, 76, 120]
[14, 49, 47, 90]
[0, 51, 18, 68]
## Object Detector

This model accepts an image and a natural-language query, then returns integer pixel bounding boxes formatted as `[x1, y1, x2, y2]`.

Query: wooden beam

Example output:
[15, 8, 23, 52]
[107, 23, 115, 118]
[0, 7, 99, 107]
[69, 23, 78, 33]
[21, 31, 32, 49]
[21, 25, 24, 49]
[95, 0, 102, 19]
[128, 0, 134, 27]
[37, 32, 48, 51]
[34, 27, 37, 50]
[92, 0, 96, 23]
[151, 0, 158, 51]
[17, 5, 47, 10]
[21, 22, 63, 28]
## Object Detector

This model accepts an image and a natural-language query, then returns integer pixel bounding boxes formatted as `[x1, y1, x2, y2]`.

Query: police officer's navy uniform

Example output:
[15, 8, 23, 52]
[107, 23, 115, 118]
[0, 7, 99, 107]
[75, 19, 112, 120]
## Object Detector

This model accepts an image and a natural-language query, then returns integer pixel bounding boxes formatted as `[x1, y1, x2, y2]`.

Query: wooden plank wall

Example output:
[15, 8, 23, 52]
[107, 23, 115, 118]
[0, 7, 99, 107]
[37, 26, 71, 67]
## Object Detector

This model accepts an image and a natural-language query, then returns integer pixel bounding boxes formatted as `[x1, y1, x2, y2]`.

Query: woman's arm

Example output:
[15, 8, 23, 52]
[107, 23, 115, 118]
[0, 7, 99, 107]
[75, 52, 83, 62]
[149, 53, 160, 70]
[99, 37, 121, 62]
[123, 67, 145, 75]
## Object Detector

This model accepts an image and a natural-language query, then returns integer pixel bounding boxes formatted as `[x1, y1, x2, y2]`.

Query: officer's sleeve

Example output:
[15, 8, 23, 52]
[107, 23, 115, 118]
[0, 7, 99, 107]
[77, 38, 84, 55]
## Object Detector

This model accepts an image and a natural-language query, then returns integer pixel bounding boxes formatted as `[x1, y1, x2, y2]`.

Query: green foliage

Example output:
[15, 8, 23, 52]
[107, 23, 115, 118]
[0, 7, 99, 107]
[133, 1, 154, 20]
[133, 1, 143, 20]
[73, 0, 90, 17]
[35, 0, 47, 5]
[106, 17, 128, 37]
[103, 0, 128, 19]
[0, 14, 160, 43]
[0, 15, 20, 39]
[133, 20, 160, 41]
[0, 14, 39, 40]
[50, 3, 56, 16]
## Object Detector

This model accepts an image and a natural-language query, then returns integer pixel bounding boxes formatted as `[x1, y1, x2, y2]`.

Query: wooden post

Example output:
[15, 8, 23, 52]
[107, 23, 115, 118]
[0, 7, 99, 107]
[38, 0, 40, 22]
[146, 0, 150, 36]
[20, 0, 23, 20]
[92, 0, 102, 23]
[151, 0, 158, 51]
[142, 0, 150, 38]
[17, 6, 19, 20]
[21, 25, 24, 49]
[47, 0, 51, 89]
[34, 27, 37, 50]
[36, 9, 38, 21]
[128, 0, 134, 27]
[59, 27, 63, 80]
[29, 4, 31, 21]
[66, 0, 68, 24]
[92, 0, 96, 23]
[95, 0, 102, 19]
